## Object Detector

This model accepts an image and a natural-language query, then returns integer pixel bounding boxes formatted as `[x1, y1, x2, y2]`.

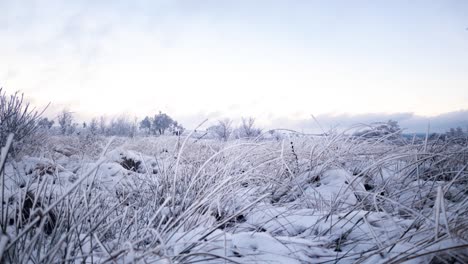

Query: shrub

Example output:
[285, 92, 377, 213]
[169, 120, 184, 136]
[0, 88, 44, 154]
[37, 117, 54, 129]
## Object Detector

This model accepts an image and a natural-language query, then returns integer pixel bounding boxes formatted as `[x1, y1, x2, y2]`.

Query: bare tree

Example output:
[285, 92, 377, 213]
[108, 115, 136, 137]
[208, 118, 233, 141]
[99, 116, 107, 135]
[140, 116, 153, 135]
[238, 117, 262, 139]
[89, 118, 99, 135]
[57, 110, 73, 135]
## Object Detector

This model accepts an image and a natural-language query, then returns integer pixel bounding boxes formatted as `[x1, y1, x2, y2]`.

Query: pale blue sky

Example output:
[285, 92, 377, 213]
[1, 0, 467, 131]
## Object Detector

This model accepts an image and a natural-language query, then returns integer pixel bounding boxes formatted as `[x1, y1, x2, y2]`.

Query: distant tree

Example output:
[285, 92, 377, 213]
[153, 111, 174, 135]
[99, 116, 107, 135]
[57, 110, 73, 135]
[237, 117, 262, 139]
[38, 117, 54, 129]
[70, 123, 78, 134]
[446, 126, 466, 139]
[139, 116, 153, 135]
[89, 118, 99, 135]
[208, 118, 233, 141]
[108, 116, 135, 137]
[138, 112, 182, 136]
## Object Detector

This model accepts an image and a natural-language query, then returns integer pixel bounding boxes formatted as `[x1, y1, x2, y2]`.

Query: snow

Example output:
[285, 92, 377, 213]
[2, 135, 466, 263]
[303, 169, 361, 209]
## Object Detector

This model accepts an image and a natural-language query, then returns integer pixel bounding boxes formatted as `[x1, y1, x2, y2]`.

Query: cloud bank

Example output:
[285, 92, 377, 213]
[267, 110, 468, 134]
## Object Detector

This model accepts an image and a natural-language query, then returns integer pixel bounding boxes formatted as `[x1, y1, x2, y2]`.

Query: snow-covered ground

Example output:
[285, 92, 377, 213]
[1, 134, 467, 263]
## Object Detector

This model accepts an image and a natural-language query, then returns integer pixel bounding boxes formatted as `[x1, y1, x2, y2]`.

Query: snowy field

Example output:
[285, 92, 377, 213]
[1, 133, 467, 263]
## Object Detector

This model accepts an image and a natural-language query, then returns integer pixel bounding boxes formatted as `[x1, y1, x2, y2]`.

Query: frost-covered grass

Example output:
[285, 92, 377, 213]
[0, 132, 467, 263]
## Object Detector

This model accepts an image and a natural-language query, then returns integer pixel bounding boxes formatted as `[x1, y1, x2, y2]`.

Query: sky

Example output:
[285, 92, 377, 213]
[1, 0, 467, 132]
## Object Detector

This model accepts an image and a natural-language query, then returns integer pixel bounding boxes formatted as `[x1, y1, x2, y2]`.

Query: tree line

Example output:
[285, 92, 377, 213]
[2, 88, 466, 149]
[48, 110, 184, 137]
[48, 110, 265, 140]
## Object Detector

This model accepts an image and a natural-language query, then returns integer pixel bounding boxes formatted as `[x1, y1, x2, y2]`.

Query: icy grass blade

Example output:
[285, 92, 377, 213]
[434, 186, 441, 240]
[173, 119, 207, 210]
[435, 186, 452, 239]
[0, 133, 14, 232]
[43, 136, 115, 215]
[5, 136, 115, 253]
[0, 234, 9, 262]
[176, 193, 270, 258]
[0, 133, 14, 173]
